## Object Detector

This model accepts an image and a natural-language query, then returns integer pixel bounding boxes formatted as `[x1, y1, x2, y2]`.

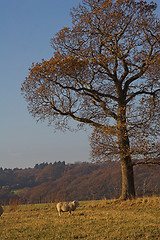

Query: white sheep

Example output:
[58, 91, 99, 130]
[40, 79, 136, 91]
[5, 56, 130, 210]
[0, 205, 3, 217]
[56, 200, 79, 216]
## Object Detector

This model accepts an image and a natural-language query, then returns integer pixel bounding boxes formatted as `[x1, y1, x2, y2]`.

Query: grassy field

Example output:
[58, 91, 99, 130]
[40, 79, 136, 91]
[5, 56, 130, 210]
[0, 197, 160, 240]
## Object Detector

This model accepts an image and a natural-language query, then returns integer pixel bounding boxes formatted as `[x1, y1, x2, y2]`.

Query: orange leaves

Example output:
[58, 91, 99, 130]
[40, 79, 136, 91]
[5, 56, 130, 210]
[55, 27, 70, 41]
[59, 56, 88, 75]
[93, 0, 112, 14]
[90, 127, 119, 162]
[21, 0, 160, 163]
[36, 86, 45, 94]
[27, 55, 88, 84]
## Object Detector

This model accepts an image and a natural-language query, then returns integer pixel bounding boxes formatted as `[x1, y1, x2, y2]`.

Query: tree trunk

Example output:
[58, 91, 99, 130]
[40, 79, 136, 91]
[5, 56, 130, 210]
[117, 105, 135, 200]
[120, 156, 135, 200]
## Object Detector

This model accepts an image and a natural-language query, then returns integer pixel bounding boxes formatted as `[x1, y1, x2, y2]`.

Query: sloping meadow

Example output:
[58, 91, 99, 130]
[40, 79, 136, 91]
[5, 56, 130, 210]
[0, 197, 160, 239]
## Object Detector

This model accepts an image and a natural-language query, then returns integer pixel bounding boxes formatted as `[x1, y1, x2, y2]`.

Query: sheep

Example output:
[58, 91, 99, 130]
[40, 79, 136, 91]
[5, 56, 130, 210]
[0, 205, 3, 217]
[56, 200, 79, 216]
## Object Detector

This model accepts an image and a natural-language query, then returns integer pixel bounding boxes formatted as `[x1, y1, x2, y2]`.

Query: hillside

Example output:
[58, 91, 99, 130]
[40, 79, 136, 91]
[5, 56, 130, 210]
[0, 197, 160, 239]
[0, 161, 160, 204]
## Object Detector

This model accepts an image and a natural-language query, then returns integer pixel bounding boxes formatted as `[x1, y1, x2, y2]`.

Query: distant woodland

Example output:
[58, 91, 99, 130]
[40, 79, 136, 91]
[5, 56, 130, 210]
[0, 160, 160, 204]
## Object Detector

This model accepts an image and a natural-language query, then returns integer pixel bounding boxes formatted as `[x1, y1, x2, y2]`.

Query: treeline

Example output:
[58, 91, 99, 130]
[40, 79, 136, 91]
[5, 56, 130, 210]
[0, 161, 160, 204]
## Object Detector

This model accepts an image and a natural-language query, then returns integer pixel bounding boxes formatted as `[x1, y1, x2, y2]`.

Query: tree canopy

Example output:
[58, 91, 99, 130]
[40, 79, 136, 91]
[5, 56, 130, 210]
[22, 0, 160, 199]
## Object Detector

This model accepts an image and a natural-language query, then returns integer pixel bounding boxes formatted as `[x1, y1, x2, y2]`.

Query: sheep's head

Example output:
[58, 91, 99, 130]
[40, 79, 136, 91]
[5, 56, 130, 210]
[73, 200, 79, 207]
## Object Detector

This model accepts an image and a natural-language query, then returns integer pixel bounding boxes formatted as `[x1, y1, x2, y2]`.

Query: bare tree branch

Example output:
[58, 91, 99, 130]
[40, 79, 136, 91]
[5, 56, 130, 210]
[126, 89, 160, 104]
[133, 157, 160, 166]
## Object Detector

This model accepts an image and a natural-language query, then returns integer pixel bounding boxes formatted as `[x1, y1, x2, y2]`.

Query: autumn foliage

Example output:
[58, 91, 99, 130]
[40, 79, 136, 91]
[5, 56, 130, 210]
[0, 161, 160, 204]
[21, 0, 160, 199]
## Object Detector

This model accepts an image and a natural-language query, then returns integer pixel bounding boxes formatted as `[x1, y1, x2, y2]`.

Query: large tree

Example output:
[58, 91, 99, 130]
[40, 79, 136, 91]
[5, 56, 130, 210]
[21, 0, 160, 200]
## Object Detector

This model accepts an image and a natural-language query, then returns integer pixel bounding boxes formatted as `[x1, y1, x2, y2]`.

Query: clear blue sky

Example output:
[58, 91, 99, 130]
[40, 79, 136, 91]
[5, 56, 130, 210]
[0, 0, 159, 169]
[0, 0, 89, 169]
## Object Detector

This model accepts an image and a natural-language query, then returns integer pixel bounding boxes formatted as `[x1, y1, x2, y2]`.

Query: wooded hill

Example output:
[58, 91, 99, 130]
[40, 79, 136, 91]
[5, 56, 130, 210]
[0, 161, 160, 204]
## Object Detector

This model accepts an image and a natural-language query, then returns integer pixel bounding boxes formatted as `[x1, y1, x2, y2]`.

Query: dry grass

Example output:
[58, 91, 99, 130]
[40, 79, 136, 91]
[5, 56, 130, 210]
[0, 197, 160, 239]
